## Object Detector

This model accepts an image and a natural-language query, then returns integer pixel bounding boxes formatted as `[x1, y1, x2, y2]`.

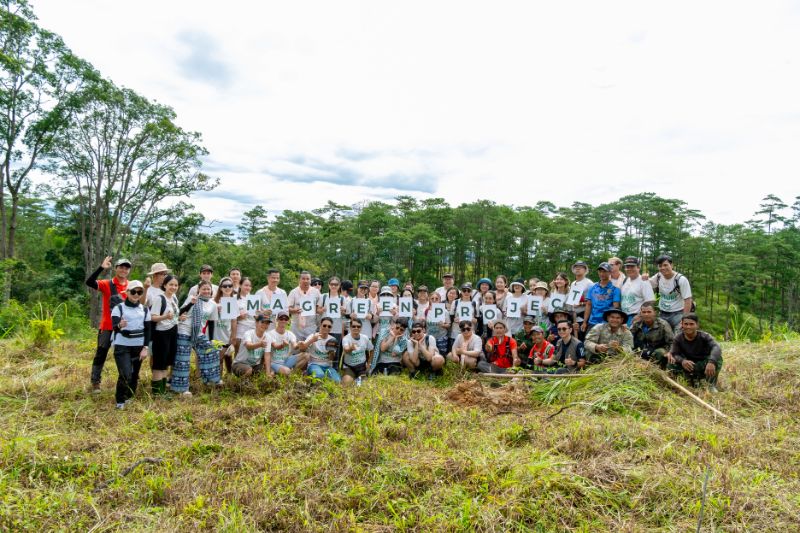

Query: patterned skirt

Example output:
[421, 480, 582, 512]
[173, 333, 221, 392]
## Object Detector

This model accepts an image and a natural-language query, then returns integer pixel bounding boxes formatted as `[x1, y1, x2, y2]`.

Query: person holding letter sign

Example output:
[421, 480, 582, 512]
[568, 261, 593, 340]
[256, 269, 287, 322]
[349, 282, 377, 340]
[502, 281, 528, 335]
[288, 271, 320, 342]
[213, 277, 238, 374]
[425, 291, 451, 355]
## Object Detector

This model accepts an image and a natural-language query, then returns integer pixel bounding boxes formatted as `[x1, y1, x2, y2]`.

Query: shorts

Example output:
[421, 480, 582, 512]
[372, 362, 403, 376]
[232, 362, 265, 376]
[270, 354, 299, 373]
[342, 362, 368, 378]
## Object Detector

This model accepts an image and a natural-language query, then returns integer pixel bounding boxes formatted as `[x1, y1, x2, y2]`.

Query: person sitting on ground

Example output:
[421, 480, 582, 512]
[478, 321, 520, 374]
[553, 319, 586, 373]
[526, 326, 556, 371]
[298, 317, 342, 383]
[267, 311, 308, 375]
[404, 321, 445, 379]
[448, 320, 483, 370]
[341, 319, 374, 385]
[630, 302, 674, 369]
[584, 308, 634, 363]
[232, 313, 271, 377]
[514, 316, 538, 362]
[665, 313, 723, 392]
[110, 280, 150, 409]
[372, 317, 410, 376]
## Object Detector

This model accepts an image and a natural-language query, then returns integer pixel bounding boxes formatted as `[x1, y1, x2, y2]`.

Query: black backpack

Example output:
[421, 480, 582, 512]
[109, 281, 124, 309]
[653, 273, 697, 312]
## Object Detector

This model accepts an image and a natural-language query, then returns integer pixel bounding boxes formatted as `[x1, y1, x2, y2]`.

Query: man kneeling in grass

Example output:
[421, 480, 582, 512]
[232, 313, 271, 377]
[665, 313, 723, 393]
[341, 319, 374, 385]
[584, 308, 634, 363]
[267, 311, 309, 376]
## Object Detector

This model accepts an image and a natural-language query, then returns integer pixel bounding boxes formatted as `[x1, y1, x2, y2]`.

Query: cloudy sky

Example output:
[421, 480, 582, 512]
[33, 1, 800, 229]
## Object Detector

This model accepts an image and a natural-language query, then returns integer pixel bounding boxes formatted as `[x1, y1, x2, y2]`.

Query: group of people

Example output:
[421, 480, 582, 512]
[85, 254, 723, 409]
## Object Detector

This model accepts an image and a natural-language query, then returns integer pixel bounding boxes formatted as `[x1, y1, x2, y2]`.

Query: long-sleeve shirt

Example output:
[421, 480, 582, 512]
[85, 266, 128, 331]
[670, 331, 722, 364]
[630, 318, 674, 351]
[584, 323, 634, 355]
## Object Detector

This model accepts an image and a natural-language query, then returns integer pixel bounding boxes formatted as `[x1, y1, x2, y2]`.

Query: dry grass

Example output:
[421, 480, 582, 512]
[1, 339, 799, 531]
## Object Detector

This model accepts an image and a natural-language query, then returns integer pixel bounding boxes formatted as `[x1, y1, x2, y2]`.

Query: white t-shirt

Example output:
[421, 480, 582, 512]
[452, 333, 483, 355]
[267, 329, 297, 364]
[652, 272, 692, 313]
[342, 333, 374, 366]
[308, 335, 338, 365]
[176, 297, 217, 336]
[255, 286, 288, 331]
[236, 297, 255, 333]
[346, 298, 376, 340]
[188, 283, 219, 298]
[569, 278, 594, 311]
[320, 293, 346, 334]
[150, 292, 179, 332]
[288, 286, 320, 339]
[621, 276, 656, 315]
[234, 328, 270, 366]
[610, 273, 626, 290]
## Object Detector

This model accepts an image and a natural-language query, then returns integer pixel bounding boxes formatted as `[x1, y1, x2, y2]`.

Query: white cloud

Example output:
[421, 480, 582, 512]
[31, 0, 800, 226]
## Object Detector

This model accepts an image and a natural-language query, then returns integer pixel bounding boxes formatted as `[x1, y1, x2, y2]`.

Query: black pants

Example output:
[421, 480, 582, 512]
[91, 330, 113, 384]
[151, 326, 177, 371]
[114, 345, 144, 404]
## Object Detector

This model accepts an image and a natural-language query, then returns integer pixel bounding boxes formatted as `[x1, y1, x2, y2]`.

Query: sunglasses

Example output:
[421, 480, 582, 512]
[350, 324, 362, 328]
[220, 284, 233, 288]
[557, 327, 570, 332]
[278, 316, 289, 321]
[321, 324, 332, 329]
[128, 289, 143, 295]
[460, 326, 472, 332]
[411, 329, 423, 334]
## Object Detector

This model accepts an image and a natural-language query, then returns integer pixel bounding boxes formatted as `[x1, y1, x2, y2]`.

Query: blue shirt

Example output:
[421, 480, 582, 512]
[586, 281, 621, 325]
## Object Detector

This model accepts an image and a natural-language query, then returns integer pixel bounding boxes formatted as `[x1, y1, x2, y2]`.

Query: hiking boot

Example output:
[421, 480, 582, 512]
[91, 383, 101, 394]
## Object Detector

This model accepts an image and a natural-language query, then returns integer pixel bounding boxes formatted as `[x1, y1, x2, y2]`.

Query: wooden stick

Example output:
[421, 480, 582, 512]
[476, 372, 591, 379]
[658, 372, 729, 419]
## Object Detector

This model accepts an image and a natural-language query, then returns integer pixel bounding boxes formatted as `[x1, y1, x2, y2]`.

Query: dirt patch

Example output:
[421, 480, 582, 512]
[446, 379, 529, 411]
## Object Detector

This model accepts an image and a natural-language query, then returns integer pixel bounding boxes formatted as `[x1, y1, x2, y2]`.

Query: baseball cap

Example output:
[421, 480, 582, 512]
[443, 272, 454, 278]
[624, 256, 640, 266]
[127, 280, 143, 290]
[597, 262, 612, 272]
[200, 264, 213, 273]
[571, 260, 588, 271]
[115, 258, 132, 268]
[387, 278, 400, 287]
[531, 325, 545, 334]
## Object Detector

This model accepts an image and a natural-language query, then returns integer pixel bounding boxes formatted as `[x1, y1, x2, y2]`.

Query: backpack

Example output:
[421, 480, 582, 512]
[150, 294, 167, 336]
[653, 273, 697, 312]
[109, 280, 124, 309]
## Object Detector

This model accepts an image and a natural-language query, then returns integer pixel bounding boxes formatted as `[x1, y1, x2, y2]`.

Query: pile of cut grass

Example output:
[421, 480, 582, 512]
[1, 339, 798, 531]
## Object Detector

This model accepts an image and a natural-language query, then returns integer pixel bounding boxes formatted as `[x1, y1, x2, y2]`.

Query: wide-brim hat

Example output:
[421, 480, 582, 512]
[548, 308, 570, 322]
[533, 281, 550, 295]
[147, 262, 170, 276]
[603, 308, 628, 321]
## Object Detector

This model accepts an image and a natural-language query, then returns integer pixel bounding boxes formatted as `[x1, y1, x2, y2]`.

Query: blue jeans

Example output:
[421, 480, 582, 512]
[307, 363, 341, 383]
[271, 354, 299, 373]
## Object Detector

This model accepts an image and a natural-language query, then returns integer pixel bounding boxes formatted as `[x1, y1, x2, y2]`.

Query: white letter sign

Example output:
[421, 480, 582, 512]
[527, 295, 543, 316]
[300, 295, 316, 317]
[506, 297, 522, 318]
[430, 303, 447, 323]
[566, 288, 583, 306]
[220, 297, 238, 319]
[352, 298, 370, 319]
[481, 304, 498, 322]
[456, 301, 473, 320]
[398, 297, 414, 318]
[271, 293, 288, 312]
[245, 295, 261, 316]
[379, 297, 394, 317]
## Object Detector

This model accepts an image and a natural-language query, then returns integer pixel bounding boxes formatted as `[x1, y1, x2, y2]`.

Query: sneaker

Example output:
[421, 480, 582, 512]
[115, 402, 125, 410]
[181, 391, 193, 398]
[91, 383, 101, 394]
[707, 384, 719, 394]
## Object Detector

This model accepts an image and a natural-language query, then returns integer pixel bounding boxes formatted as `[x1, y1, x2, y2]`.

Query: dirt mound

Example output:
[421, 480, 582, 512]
[446, 379, 529, 411]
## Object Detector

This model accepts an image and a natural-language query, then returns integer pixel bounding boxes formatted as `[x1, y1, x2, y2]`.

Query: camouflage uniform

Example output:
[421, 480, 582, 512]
[584, 323, 634, 363]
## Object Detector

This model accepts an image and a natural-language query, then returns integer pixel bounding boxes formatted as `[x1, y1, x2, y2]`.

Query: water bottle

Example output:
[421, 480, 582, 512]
[356, 376, 362, 387]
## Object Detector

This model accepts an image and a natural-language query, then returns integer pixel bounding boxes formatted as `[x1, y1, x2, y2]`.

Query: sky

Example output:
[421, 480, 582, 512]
[31, 0, 800, 230]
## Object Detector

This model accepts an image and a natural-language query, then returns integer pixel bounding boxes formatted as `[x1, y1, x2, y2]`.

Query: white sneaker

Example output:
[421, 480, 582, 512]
[181, 391, 193, 398]
[115, 402, 125, 410]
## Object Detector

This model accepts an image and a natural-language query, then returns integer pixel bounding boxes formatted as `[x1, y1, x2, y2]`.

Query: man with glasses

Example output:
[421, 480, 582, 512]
[341, 319, 374, 384]
[447, 320, 483, 370]
[404, 321, 445, 379]
[267, 311, 308, 375]
[553, 319, 586, 373]
[85, 255, 131, 392]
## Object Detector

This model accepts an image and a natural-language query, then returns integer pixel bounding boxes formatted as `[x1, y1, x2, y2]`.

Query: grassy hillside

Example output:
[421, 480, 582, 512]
[1, 338, 798, 531]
